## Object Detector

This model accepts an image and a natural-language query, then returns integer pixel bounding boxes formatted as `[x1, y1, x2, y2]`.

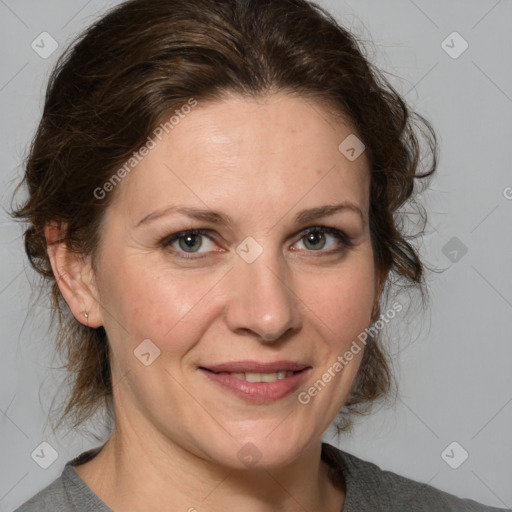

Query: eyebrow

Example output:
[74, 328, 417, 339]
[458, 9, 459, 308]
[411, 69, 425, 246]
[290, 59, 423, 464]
[136, 202, 365, 228]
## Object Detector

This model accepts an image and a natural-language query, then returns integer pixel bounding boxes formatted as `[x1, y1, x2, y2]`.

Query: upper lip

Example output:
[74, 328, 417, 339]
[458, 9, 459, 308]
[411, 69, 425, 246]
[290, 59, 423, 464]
[200, 361, 310, 373]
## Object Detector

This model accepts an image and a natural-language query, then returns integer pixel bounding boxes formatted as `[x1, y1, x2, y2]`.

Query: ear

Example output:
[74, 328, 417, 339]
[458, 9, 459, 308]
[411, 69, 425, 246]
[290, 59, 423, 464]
[45, 222, 103, 328]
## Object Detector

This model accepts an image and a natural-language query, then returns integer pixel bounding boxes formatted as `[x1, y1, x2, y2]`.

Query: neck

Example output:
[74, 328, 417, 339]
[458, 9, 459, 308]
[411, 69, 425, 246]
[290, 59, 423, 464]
[75, 422, 345, 511]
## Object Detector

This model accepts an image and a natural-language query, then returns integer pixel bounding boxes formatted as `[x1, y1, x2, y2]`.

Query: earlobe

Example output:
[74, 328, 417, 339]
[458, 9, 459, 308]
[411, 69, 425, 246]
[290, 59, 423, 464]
[45, 222, 103, 328]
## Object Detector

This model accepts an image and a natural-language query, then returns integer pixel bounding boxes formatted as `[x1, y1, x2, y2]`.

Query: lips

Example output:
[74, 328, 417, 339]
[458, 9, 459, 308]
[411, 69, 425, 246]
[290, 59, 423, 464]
[200, 360, 309, 373]
[198, 360, 311, 403]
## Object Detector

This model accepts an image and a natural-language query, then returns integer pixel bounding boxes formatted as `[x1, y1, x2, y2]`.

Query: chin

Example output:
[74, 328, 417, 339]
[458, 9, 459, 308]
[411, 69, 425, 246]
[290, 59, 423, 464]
[199, 431, 314, 471]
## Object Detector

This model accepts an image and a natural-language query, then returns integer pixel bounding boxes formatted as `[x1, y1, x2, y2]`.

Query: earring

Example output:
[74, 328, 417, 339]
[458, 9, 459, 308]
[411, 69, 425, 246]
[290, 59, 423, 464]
[83, 311, 89, 319]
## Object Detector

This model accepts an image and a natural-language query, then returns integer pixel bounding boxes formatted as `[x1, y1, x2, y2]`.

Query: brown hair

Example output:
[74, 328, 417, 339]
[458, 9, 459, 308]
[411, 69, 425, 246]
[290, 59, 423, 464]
[12, 0, 437, 435]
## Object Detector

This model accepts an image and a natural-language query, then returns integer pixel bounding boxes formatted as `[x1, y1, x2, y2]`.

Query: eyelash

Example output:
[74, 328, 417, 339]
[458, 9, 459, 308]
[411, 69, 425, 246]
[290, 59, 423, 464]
[160, 226, 354, 261]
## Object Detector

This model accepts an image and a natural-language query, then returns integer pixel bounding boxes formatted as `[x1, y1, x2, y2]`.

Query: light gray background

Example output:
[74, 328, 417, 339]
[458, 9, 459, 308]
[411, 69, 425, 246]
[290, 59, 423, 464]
[1, 1, 511, 510]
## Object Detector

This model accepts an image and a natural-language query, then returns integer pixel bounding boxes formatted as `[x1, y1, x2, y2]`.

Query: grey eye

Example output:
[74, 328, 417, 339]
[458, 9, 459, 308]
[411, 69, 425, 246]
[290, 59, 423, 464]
[302, 231, 327, 250]
[178, 233, 204, 252]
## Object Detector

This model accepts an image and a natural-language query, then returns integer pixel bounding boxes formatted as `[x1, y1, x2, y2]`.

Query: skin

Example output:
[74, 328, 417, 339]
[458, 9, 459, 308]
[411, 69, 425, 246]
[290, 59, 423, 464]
[46, 92, 385, 512]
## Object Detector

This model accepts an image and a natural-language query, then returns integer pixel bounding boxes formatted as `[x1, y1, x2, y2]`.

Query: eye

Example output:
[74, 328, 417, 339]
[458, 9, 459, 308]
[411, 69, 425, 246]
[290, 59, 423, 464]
[293, 226, 353, 254]
[161, 226, 353, 260]
[161, 229, 218, 259]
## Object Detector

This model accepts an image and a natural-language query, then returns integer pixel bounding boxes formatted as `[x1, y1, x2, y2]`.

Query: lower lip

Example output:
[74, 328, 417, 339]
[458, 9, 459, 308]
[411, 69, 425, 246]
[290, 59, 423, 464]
[199, 368, 311, 404]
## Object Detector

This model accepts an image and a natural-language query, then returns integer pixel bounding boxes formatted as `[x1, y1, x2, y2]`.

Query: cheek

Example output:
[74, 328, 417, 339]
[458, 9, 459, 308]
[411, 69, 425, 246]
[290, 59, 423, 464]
[301, 259, 376, 347]
[99, 257, 219, 355]
[98, 238, 376, 363]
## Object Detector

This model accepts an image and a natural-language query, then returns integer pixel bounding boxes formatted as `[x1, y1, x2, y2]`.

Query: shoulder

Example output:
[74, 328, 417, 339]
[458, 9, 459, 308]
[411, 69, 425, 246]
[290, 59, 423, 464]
[321, 442, 510, 512]
[14, 446, 110, 512]
[13, 474, 71, 512]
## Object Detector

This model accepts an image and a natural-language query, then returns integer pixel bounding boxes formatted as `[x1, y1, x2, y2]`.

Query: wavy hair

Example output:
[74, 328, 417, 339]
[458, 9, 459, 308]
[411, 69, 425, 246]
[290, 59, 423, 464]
[12, 0, 438, 435]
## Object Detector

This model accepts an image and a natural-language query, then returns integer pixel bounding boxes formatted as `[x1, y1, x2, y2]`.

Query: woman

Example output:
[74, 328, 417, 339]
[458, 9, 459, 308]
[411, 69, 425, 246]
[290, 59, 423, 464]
[11, 0, 509, 510]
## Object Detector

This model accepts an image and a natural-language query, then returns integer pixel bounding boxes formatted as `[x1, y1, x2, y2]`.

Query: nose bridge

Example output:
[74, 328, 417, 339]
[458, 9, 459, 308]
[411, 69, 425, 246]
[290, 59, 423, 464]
[225, 242, 300, 341]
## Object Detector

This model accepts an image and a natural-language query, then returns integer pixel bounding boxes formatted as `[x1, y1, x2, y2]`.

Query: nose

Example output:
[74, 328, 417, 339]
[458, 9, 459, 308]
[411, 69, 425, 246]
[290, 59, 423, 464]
[224, 248, 302, 343]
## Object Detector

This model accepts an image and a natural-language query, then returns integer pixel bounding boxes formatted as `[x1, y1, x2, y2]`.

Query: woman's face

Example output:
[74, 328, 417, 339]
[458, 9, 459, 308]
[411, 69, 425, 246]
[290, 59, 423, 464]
[91, 92, 379, 468]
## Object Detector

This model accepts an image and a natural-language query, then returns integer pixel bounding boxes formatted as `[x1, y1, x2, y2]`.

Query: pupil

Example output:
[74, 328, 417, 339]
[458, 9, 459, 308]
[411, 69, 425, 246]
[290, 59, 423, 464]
[305, 232, 325, 250]
[179, 234, 202, 252]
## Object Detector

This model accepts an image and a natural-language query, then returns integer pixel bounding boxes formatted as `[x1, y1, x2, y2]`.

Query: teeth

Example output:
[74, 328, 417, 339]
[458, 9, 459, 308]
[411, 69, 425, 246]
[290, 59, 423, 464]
[219, 371, 295, 382]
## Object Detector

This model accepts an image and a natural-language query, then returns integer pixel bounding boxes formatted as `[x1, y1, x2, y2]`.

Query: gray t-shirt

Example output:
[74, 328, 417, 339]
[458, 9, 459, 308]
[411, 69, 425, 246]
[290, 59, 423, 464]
[14, 442, 510, 511]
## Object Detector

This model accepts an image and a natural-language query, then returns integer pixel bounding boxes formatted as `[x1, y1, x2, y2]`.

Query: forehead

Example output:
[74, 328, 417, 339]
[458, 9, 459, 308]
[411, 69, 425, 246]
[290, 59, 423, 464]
[109, 93, 370, 224]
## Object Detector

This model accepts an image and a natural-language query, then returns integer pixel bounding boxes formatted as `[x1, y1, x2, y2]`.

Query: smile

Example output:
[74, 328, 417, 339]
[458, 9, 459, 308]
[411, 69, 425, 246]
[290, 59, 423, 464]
[199, 366, 311, 404]
[218, 371, 295, 382]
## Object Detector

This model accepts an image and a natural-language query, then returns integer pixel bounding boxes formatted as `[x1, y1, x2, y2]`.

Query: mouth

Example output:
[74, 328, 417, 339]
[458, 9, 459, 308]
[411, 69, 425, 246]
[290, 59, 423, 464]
[200, 368, 305, 383]
[198, 361, 311, 403]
